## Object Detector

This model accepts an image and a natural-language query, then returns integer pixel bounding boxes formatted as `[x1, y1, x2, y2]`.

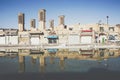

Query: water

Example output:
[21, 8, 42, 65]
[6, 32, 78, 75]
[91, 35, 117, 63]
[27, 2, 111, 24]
[0, 48, 120, 80]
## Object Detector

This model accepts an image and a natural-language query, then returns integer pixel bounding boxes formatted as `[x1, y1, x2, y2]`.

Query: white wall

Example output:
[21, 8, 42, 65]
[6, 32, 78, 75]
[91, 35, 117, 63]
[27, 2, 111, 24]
[0, 36, 5, 44]
[30, 37, 40, 45]
[81, 36, 92, 44]
[6, 36, 18, 45]
[68, 35, 80, 44]
[10, 36, 18, 45]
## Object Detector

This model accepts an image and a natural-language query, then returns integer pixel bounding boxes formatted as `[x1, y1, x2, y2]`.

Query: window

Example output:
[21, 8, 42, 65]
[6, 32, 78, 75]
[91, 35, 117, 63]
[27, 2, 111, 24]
[100, 27, 104, 32]
[69, 28, 73, 31]
[48, 38, 57, 44]
[109, 27, 114, 31]
[90, 27, 93, 31]
[108, 35, 115, 40]
[64, 25, 67, 29]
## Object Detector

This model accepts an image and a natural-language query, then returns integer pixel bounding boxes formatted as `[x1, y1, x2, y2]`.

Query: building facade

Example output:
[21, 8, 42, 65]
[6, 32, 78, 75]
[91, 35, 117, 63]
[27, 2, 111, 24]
[0, 9, 120, 45]
[0, 28, 18, 45]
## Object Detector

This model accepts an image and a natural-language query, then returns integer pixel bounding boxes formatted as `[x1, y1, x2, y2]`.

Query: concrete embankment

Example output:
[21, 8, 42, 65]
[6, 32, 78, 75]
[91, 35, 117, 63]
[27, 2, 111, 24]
[0, 44, 120, 49]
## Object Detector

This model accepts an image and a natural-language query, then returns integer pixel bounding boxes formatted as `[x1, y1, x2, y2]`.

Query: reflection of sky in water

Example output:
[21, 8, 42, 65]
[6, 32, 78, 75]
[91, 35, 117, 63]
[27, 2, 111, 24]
[105, 58, 120, 71]
[0, 57, 19, 74]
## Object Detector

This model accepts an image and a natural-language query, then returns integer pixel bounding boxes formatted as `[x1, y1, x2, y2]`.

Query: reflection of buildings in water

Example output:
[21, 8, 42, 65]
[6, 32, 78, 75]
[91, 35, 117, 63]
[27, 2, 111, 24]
[39, 56, 46, 73]
[80, 49, 94, 58]
[96, 48, 120, 59]
[3, 48, 118, 73]
[0, 51, 7, 57]
[39, 56, 45, 67]
[18, 49, 46, 73]
[59, 55, 65, 70]
[18, 55, 25, 73]
[47, 49, 58, 64]
[50, 56, 55, 64]
[80, 48, 93, 54]
[47, 49, 58, 54]
[94, 49, 107, 59]
[0, 49, 18, 58]
[118, 49, 120, 56]
[106, 49, 119, 57]
[30, 49, 45, 66]
[100, 50, 105, 57]
[54, 49, 97, 60]
[112, 49, 120, 57]
[93, 49, 100, 59]
[48, 50, 65, 70]
[98, 48, 109, 58]
[31, 57, 36, 65]
[104, 49, 109, 58]
[30, 49, 44, 55]
[109, 50, 115, 57]
[59, 59, 64, 70]
[0, 49, 18, 53]
[18, 49, 30, 55]
[46, 49, 120, 69]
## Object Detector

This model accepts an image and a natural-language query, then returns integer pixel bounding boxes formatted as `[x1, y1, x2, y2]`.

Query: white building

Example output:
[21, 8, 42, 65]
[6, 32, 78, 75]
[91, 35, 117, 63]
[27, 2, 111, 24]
[0, 29, 18, 45]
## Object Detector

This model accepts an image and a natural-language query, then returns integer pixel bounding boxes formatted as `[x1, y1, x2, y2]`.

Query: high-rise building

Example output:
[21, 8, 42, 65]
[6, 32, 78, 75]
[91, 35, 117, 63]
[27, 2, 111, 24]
[30, 19, 36, 31]
[38, 9, 46, 30]
[59, 15, 65, 25]
[18, 13, 25, 32]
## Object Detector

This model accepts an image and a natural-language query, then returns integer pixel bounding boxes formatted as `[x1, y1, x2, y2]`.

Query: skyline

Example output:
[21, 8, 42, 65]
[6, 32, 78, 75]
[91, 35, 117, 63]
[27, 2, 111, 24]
[0, 0, 120, 29]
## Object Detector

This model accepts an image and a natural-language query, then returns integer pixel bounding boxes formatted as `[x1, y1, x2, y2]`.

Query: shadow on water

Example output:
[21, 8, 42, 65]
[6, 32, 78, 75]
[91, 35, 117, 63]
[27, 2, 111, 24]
[0, 68, 120, 80]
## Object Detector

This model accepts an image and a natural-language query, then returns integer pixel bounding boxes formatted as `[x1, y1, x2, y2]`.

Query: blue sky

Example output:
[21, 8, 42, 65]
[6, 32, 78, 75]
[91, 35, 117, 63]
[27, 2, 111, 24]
[0, 0, 120, 29]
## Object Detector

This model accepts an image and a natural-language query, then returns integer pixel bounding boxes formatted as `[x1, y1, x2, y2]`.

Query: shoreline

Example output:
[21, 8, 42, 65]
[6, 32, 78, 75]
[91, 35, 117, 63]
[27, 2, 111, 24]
[0, 44, 120, 49]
